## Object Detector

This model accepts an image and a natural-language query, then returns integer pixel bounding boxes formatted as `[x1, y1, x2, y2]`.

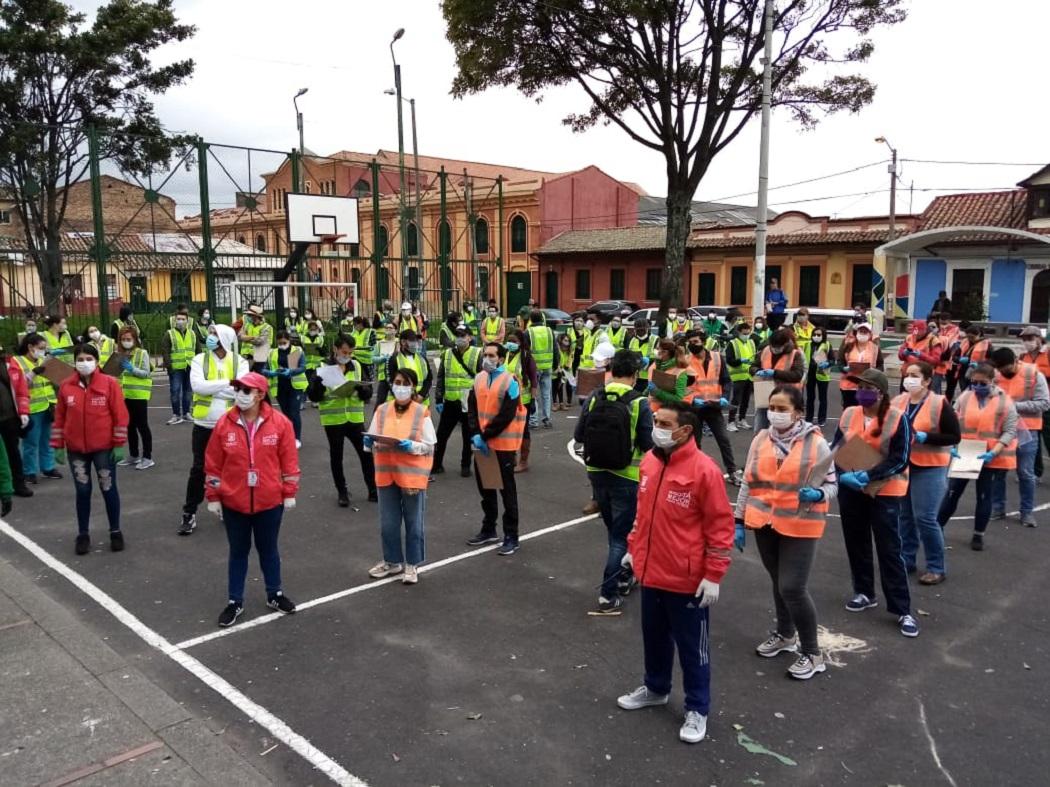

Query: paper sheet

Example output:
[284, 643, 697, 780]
[752, 379, 775, 409]
[317, 364, 349, 389]
[949, 438, 987, 479]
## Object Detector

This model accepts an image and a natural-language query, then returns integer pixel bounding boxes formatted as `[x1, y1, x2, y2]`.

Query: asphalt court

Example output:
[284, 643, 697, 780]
[2, 384, 1050, 786]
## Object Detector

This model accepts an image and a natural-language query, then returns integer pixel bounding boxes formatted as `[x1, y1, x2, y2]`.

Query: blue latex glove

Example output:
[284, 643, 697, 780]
[261, 369, 276, 377]
[471, 434, 490, 456]
[950, 446, 960, 459]
[977, 451, 996, 463]
[120, 359, 133, 372]
[50, 347, 68, 355]
[435, 403, 444, 414]
[915, 431, 928, 444]
[362, 435, 374, 449]
[641, 356, 650, 368]
[647, 382, 657, 393]
[798, 487, 824, 503]
[756, 369, 775, 379]
[280, 368, 292, 377]
[733, 521, 746, 552]
[958, 356, 969, 364]
[719, 397, 729, 409]
[818, 361, 830, 370]
[397, 438, 413, 452]
[839, 471, 870, 490]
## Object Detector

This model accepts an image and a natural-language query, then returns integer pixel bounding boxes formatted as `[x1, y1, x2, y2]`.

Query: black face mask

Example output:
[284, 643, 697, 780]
[689, 344, 703, 356]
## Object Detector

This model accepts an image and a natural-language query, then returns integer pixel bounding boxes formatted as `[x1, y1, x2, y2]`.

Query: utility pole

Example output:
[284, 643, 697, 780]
[293, 88, 308, 158]
[410, 97, 421, 258]
[875, 136, 898, 329]
[751, 0, 775, 322]
[390, 28, 408, 304]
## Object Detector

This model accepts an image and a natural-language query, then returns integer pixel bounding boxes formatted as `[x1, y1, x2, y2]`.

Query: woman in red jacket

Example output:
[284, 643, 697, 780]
[51, 344, 129, 555]
[204, 372, 300, 628]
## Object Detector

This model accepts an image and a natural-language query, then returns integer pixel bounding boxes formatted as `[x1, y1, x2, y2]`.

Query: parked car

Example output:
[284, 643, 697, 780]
[539, 308, 573, 331]
[688, 305, 732, 320]
[573, 300, 640, 321]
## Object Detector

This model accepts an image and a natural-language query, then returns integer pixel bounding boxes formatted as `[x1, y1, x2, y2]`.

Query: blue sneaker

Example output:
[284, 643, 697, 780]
[845, 593, 878, 612]
[496, 538, 520, 556]
[899, 614, 920, 638]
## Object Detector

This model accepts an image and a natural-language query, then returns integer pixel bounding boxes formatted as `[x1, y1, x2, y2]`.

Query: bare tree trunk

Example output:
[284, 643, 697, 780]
[659, 183, 692, 318]
[38, 233, 64, 317]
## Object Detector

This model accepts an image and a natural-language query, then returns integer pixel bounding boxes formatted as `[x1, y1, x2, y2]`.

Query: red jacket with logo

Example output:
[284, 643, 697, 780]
[51, 372, 128, 453]
[628, 439, 734, 594]
[204, 402, 300, 514]
[5, 357, 29, 416]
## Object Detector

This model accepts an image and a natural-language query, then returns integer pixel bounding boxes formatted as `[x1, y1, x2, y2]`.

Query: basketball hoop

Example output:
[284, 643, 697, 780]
[319, 234, 345, 245]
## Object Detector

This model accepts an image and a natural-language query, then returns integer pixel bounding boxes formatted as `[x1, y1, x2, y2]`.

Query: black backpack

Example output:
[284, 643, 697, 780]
[583, 388, 641, 470]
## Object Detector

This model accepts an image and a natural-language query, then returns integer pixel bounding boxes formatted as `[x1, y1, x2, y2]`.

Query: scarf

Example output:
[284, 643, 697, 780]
[768, 419, 806, 461]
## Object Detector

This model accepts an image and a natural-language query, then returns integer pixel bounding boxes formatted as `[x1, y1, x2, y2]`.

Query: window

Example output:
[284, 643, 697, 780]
[104, 274, 118, 301]
[214, 274, 234, 308]
[575, 269, 591, 300]
[474, 217, 489, 254]
[477, 266, 490, 302]
[408, 266, 421, 300]
[730, 266, 748, 305]
[237, 235, 246, 245]
[378, 225, 389, 258]
[0, 210, 10, 224]
[645, 268, 662, 301]
[255, 234, 266, 252]
[405, 223, 418, 257]
[349, 242, 360, 257]
[378, 268, 390, 301]
[352, 179, 371, 199]
[697, 272, 715, 305]
[798, 265, 820, 307]
[351, 268, 361, 285]
[850, 263, 873, 308]
[510, 215, 527, 253]
[610, 268, 625, 300]
[951, 268, 985, 319]
[1030, 188, 1050, 220]
[439, 220, 452, 256]
[441, 265, 453, 294]
[764, 264, 782, 292]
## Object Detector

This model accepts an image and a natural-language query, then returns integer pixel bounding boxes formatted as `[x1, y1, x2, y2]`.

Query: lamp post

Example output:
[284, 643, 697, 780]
[390, 28, 409, 303]
[875, 136, 898, 241]
[751, 0, 774, 323]
[875, 135, 899, 332]
[384, 89, 421, 256]
[293, 87, 308, 155]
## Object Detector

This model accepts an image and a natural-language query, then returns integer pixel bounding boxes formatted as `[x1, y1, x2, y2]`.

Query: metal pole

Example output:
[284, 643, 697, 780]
[87, 126, 110, 327]
[439, 167, 449, 318]
[196, 138, 217, 313]
[410, 98, 421, 232]
[497, 176, 504, 315]
[391, 50, 408, 305]
[751, 0, 774, 323]
[371, 160, 383, 309]
[888, 147, 898, 241]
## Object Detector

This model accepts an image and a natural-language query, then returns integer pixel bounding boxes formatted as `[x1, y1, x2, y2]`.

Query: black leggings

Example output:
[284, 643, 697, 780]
[753, 526, 819, 655]
[324, 422, 376, 495]
[126, 399, 152, 459]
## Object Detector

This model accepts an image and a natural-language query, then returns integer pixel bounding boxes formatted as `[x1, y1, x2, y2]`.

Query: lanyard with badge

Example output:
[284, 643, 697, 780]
[243, 417, 259, 487]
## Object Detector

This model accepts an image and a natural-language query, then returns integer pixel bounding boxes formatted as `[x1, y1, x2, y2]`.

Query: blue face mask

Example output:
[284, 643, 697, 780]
[506, 342, 519, 353]
[971, 383, 991, 397]
[206, 335, 219, 351]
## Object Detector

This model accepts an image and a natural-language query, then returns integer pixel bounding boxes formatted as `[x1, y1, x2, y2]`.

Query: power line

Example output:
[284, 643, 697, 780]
[700, 160, 888, 203]
[902, 158, 1045, 167]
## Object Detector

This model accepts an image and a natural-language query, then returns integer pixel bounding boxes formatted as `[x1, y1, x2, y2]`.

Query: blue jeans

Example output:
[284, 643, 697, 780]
[900, 464, 947, 574]
[939, 467, 1003, 534]
[378, 484, 426, 565]
[169, 367, 192, 417]
[991, 436, 1037, 516]
[22, 410, 55, 476]
[68, 450, 120, 535]
[589, 472, 638, 599]
[641, 588, 711, 714]
[223, 505, 284, 603]
[535, 370, 553, 424]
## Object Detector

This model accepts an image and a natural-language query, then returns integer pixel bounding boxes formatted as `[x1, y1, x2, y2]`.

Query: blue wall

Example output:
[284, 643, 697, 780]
[914, 258, 946, 317]
[989, 258, 1026, 322]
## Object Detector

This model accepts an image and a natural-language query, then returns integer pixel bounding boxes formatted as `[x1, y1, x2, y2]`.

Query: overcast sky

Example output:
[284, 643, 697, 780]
[73, 0, 1049, 220]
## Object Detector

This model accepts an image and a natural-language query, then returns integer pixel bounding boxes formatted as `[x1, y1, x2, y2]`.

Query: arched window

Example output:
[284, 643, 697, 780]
[352, 178, 371, 199]
[405, 222, 419, 257]
[510, 215, 527, 253]
[378, 225, 389, 258]
[255, 234, 266, 252]
[439, 220, 452, 256]
[378, 267, 390, 300]
[237, 235, 246, 245]
[474, 217, 489, 254]
[351, 268, 361, 285]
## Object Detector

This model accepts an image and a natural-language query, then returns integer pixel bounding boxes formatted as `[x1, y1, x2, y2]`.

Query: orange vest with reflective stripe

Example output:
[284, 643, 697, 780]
[371, 401, 432, 489]
[756, 347, 802, 390]
[1020, 348, 1050, 380]
[839, 343, 879, 391]
[685, 352, 722, 404]
[892, 392, 950, 467]
[956, 389, 1017, 470]
[934, 325, 959, 375]
[839, 405, 910, 496]
[960, 337, 990, 365]
[743, 430, 829, 538]
[996, 363, 1042, 431]
[473, 370, 526, 452]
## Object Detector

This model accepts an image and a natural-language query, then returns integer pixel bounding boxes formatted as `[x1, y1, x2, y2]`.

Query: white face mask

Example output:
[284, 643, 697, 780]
[651, 427, 678, 450]
[585, 320, 594, 330]
[1024, 339, 1040, 352]
[88, 330, 100, 341]
[767, 411, 795, 431]
[278, 343, 290, 351]
[335, 353, 352, 365]
[121, 339, 134, 349]
[482, 357, 499, 372]
[856, 333, 870, 344]
[76, 359, 96, 376]
[903, 376, 924, 393]
[32, 348, 46, 360]
[392, 384, 413, 402]
[668, 312, 677, 320]
[234, 391, 256, 410]
[175, 319, 187, 329]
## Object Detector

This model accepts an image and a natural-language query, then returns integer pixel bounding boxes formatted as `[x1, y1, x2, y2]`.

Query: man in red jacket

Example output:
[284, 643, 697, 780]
[617, 400, 734, 744]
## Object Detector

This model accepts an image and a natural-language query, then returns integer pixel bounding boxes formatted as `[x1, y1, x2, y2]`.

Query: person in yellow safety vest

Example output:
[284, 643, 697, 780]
[627, 318, 657, 394]
[465, 341, 526, 555]
[238, 304, 273, 373]
[804, 327, 835, 428]
[577, 313, 608, 370]
[566, 316, 585, 370]
[162, 309, 199, 424]
[363, 367, 437, 584]
[17, 317, 39, 346]
[382, 330, 433, 406]
[663, 308, 680, 339]
[109, 305, 138, 349]
[432, 326, 482, 477]
[301, 319, 326, 398]
[792, 308, 815, 365]
[665, 308, 689, 339]
[462, 302, 479, 337]
[725, 322, 757, 431]
[606, 315, 628, 349]
[85, 325, 115, 368]
[306, 334, 377, 507]
[396, 302, 422, 336]
[348, 315, 376, 380]
[115, 325, 155, 470]
[16, 333, 61, 482]
[481, 305, 506, 345]
[505, 329, 538, 473]
[438, 311, 463, 349]
[263, 330, 307, 447]
[195, 308, 214, 343]
[180, 324, 248, 536]
[684, 330, 739, 485]
[284, 306, 308, 342]
[168, 303, 196, 333]
[42, 315, 74, 364]
[553, 333, 575, 410]
[526, 310, 556, 429]
[372, 300, 394, 330]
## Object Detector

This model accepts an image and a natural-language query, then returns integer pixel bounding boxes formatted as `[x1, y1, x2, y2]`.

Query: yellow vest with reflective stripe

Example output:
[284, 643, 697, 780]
[389, 353, 429, 405]
[527, 326, 555, 371]
[241, 321, 271, 358]
[302, 332, 324, 370]
[168, 329, 196, 370]
[267, 349, 308, 397]
[505, 353, 532, 405]
[120, 348, 153, 400]
[729, 337, 756, 381]
[191, 352, 236, 420]
[45, 330, 74, 364]
[628, 335, 657, 380]
[17, 355, 55, 413]
[441, 347, 480, 401]
[318, 361, 364, 426]
[351, 328, 375, 366]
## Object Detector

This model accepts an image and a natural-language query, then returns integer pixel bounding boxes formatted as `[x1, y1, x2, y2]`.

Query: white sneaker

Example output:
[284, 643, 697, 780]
[166, 415, 180, 425]
[402, 565, 419, 584]
[617, 685, 669, 711]
[787, 652, 826, 680]
[727, 421, 738, 433]
[679, 710, 707, 743]
[755, 631, 799, 658]
[295, 439, 302, 449]
[117, 455, 139, 467]
[136, 458, 155, 470]
[368, 561, 403, 579]
[739, 419, 752, 430]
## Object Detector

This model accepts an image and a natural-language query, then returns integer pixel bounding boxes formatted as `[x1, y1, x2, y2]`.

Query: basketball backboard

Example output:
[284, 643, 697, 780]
[285, 193, 360, 245]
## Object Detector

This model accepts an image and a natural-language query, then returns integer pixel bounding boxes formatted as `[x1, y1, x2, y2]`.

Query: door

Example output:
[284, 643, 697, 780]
[506, 272, 530, 317]
[1031, 269, 1050, 324]
[130, 276, 148, 312]
[850, 264, 873, 308]
[696, 272, 715, 305]
[798, 265, 820, 307]
[545, 271, 559, 309]
[950, 268, 985, 320]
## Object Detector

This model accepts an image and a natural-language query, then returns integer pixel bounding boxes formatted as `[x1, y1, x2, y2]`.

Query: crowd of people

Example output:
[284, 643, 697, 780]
[7, 295, 1048, 747]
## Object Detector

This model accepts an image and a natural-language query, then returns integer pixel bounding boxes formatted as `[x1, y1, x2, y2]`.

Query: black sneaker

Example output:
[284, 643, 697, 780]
[337, 491, 350, 508]
[24, 474, 38, 484]
[431, 465, 445, 475]
[588, 596, 623, 616]
[466, 530, 500, 546]
[42, 468, 63, 480]
[617, 576, 639, 597]
[460, 466, 472, 478]
[177, 513, 196, 536]
[971, 533, 984, 551]
[110, 531, 125, 552]
[367, 489, 378, 503]
[74, 534, 90, 555]
[267, 592, 297, 614]
[14, 486, 33, 498]
[497, 538, 520, 556]
[217, 601, 243, 628]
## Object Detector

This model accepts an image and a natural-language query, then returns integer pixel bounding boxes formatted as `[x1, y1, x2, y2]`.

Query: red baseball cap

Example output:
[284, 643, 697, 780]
[231, 372, 269, 394]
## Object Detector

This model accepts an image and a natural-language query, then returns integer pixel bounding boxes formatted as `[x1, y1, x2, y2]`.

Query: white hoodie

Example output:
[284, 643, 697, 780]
[189, 324, 249, 429]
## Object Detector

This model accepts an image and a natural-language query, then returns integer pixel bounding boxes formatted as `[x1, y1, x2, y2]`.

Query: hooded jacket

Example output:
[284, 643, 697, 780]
[51, 370, 129, 453]
[189, 324, 249, 429]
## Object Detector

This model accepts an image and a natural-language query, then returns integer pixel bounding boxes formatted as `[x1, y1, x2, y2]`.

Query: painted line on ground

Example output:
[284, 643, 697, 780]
[174, 511, 600, 651]
[0, 518, 368, 787]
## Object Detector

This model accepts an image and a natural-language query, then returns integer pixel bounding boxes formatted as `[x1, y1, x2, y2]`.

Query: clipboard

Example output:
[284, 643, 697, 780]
[287, 349, 303, 371]
[652, 369, 679, 393]
[473, 448, 503, 490]
[752, 379, 775, 409]
[949, 438, 987, 480]
[330, 381, 361, 399]
[574, 368, 607, 399]
[252, 342, 271, 363]
[834, 435, 887, 497]
[40, 356, 76, 387]
[102, 351, 128, 378]
[303, 341, 322, 355]
[364, 433, 403, 446]
[847, 362, 871, 376]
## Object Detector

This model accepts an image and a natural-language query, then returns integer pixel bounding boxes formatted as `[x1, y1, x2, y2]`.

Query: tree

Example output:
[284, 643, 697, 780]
[0, 0, 194, 314]
[442, 0, 905, 313]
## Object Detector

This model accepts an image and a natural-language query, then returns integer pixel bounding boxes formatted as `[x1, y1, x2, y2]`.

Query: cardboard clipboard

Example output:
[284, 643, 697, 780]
[330, 381, 361, 399]
[473, 447, 503, 490]
[252, 342, 271, 363]
[287, 349, 303, 371]
[364, 433, 403, 446]
[40, 356, 76, 387]
[652, 369, 679, 393]
[752, 379, 776, 409]
[834, 435, 887, 497]
[101, 351, 128, 378]
[574, 368, 607, 400]
[949, 438, 987, 480]
[847, 362, 871, 376]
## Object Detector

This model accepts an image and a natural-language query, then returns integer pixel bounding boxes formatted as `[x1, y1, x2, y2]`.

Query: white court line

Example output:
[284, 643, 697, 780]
[0, 519, 368, 787]
[175, 511, 600, 651]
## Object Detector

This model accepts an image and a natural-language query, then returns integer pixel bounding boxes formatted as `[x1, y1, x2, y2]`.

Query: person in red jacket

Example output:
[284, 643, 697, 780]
[1, 348, 32, 497]
[898, 319, 944, 392]
[51, 344, 129, 555]
[204, 372, 300, 628]
[617, 400, 734, 745]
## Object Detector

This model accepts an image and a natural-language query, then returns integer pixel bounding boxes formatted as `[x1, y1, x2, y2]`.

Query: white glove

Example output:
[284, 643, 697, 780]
[19, 415, 29, 428]
[695, 579, 720, 608]
[206, 501, 222, 517]
[621, 553, 633, 569]
[283, 498, 296, 510]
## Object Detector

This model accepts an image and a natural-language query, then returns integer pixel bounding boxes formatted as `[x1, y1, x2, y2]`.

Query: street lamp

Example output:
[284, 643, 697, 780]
[384, 88, 421, 260]
[293, 87, 308, 156]
[875, 136, 898, 241]
[390, 29, 409, 302]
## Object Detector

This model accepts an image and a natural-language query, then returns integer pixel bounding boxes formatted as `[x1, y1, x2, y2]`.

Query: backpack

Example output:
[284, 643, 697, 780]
[583, 388, 641, 470]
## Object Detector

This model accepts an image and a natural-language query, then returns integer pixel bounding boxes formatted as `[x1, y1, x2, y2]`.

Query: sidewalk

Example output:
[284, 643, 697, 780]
[0, 556, 271, 787]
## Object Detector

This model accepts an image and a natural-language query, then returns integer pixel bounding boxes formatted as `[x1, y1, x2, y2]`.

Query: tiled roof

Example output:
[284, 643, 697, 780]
[919, 190, 1028, 231]
[690, 229, 900, 249]
[536, 225, 669, 254]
